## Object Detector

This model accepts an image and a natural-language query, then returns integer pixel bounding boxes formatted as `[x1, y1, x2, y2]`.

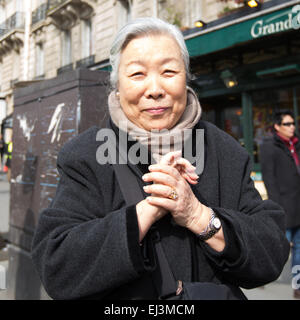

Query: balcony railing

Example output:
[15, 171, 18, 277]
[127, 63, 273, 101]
[0, 12, 25, 38]
[47, 0, 69, 11]
[47, 0, 94, 30]
[32, 3, 49, 26]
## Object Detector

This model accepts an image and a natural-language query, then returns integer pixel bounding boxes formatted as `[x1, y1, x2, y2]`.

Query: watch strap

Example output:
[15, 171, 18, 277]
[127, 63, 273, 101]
[197, 208, 221, 241]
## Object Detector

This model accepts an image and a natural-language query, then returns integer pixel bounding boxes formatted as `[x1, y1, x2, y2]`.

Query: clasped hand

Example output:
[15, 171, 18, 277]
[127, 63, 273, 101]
[142, 151, 204, 230]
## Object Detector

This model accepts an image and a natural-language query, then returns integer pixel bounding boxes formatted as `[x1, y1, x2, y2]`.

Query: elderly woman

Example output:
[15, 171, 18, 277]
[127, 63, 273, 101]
[31, 17, 289, 300]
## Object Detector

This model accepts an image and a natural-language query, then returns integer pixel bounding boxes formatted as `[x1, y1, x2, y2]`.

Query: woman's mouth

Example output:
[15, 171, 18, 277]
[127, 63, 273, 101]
[145, 107, 169, 115]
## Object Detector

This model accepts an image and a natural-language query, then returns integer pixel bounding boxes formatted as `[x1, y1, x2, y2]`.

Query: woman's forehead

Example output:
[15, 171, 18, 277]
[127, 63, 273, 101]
[120, 35, 183, 64]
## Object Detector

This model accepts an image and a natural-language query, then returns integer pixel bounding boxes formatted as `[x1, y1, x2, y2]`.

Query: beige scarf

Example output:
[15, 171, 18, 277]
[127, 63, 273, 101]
[108, 86, 202, 163]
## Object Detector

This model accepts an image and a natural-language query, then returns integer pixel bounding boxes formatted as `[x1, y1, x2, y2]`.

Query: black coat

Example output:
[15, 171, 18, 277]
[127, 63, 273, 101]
[260, 134, 300, 229]
[31, 120, 290, 300]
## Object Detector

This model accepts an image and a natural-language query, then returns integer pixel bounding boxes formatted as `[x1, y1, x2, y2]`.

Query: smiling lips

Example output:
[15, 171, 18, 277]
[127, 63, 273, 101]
[144, 107, 170, 114]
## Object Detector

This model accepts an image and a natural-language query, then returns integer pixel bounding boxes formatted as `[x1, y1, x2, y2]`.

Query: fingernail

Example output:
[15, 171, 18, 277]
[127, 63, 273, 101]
[143, 186, 149, 191]
[142, 175, 148, 181]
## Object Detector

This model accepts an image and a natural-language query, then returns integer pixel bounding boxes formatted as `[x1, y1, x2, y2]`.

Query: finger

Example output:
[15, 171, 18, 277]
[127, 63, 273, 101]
[174, 158, 199, 181]
[148, 164, 182, 180]
[142, 171, 178, 187]
[175, 164, 198, 178]
[175, 158, 196, 173]
[182, 171, 199, 180]
[160, 153, 174, 166]
[143, 184, 175, 199]
[160, 151, 182, 165]
[181, 173, 198, 185]
[146, 196, 175, 212]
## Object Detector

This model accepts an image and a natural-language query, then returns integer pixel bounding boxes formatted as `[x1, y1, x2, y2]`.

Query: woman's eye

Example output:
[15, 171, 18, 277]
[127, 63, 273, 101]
[131, 72, 144, 77]
[163, 70, 176, 75]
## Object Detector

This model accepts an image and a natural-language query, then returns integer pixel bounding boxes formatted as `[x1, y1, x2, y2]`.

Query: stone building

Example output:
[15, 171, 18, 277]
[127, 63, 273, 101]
[0, 0, 249, 126]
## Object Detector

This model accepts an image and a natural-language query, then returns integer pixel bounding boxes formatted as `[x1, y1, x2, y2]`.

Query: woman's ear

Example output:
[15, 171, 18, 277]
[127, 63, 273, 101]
[274, 124, 280, 132]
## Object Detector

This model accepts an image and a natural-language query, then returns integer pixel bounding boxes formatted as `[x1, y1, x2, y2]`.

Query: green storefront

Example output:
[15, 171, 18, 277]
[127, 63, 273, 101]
[185, 0, 300, 179]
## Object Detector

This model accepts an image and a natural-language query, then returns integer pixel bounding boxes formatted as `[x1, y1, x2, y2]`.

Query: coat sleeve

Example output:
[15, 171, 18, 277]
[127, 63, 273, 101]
[260, 141, 280, 201]
[199, 148, 290, 289]
[31, 144, 149, 300]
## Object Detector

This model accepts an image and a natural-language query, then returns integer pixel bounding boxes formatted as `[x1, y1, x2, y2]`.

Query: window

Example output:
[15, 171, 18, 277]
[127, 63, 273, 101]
[81, 19, 92, 59]
[0, 5, 5, 25]
[0, 98, 7, 129]
[201, 94, 243, 144]
[62, 29, 72, 67]
[12, 49, 20, 81]
[118, 0, 132, 29]
[35, 42, 44, 77]
[15, 0, 23, 12]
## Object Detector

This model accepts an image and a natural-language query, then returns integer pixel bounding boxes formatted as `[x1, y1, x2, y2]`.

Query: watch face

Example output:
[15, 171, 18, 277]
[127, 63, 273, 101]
[213, 218, 221, 229]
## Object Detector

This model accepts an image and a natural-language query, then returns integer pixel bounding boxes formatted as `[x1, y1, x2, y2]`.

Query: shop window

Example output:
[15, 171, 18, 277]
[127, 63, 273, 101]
[201, 94, 243, 145]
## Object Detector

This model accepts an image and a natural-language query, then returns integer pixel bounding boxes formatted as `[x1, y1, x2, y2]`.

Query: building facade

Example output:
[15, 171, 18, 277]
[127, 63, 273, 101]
[0, 0, 252, 124]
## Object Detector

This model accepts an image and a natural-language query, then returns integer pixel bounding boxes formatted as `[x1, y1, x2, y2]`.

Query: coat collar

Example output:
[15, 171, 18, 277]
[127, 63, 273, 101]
[274, 132, 299, 145]
[275, 132, 299, 145]
[273, 132, 300, 154]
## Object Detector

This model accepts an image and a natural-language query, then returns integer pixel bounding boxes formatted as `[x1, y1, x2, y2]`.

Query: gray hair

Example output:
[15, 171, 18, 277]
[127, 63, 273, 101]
[109, 17, 190, 90]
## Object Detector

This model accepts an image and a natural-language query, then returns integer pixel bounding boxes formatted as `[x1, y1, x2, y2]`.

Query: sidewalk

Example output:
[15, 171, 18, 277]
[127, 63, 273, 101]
[242, 282, 296, 300]
[0, 172, 10, 299]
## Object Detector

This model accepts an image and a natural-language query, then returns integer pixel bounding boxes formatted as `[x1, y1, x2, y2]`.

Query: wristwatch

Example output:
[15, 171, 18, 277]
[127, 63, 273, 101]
[197, 208, 222, 241]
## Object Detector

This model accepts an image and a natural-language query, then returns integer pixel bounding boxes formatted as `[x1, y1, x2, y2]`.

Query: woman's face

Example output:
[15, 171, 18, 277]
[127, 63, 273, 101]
[117, 34, 187, 131]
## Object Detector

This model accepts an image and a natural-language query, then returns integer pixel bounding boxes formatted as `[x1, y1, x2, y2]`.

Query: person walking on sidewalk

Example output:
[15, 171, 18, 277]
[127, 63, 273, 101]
[4, 141, 12, 182]
[260, 110, 300, 299]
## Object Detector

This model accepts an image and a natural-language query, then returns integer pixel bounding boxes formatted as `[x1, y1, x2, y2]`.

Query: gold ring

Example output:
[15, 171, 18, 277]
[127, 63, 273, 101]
[168, 189, 178, 200]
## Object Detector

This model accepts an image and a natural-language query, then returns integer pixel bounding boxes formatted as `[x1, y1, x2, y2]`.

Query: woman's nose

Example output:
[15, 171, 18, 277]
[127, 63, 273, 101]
[145, 76, 165, 99]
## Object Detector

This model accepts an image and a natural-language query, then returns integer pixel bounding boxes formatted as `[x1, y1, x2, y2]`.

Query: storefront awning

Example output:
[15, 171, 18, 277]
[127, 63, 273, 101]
[185, 1, 300, 57]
